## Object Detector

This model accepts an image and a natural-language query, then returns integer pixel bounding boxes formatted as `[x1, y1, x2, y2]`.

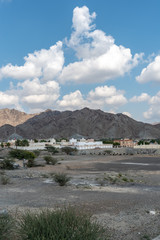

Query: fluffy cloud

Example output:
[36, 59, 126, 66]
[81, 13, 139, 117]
[142, 91, 160, 120]
[6, 78, 60, 112]
[143, 106, 160, 120]
[136, 56, 160, 83]
[0, 92, 19, 108]
[88, 85, 127, 107]
[57, 85, 127, 111]
[59, 6, 142, 84]
[130, 93, 150, 102]
[129, 91, 160, 121]
[20, 79, 60, 111]
[57, 90, 86, 110]
[0, 41, 64, 82]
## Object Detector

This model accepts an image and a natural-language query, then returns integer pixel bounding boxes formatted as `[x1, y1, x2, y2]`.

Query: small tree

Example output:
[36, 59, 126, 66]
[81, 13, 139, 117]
[9, 149, 35, 160]
[113, 142, 120, 146]
[15, 139, 29, 147]
[45, 145, 58, 155]
[21, 139, 29, 146]
[1, 142, 4, 148]
[6, 142, 11, 148]
[15, 139, 21, 147]
[62, 147, 77, 155]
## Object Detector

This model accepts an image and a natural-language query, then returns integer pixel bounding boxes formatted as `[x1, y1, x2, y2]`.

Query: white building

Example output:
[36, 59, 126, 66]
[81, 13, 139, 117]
[71, 138, 113, 150]
[69, 138, 77, 145]
[134, 144, 160, 149]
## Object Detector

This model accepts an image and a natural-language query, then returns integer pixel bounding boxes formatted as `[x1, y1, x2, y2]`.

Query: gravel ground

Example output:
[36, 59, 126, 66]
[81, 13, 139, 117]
[0, 153, 160, 240]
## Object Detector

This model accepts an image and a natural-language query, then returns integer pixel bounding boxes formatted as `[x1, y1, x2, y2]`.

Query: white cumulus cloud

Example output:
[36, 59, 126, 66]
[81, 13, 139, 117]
[136, 55, 160, 83]
[6, 78, 60, 113]
[57, 90, 86, 110]
[0, 92, 19, 108]
[59, 6, 142, 84]
[0, 41, 64, 82]
[88, 85, 127, 107]
[130, 93, 151, 102]
[57, 85, 127, 111]
[143, 91, 160, 121]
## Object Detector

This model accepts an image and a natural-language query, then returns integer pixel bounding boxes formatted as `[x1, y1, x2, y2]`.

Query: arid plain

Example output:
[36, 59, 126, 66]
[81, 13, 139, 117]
[1, 149, 160, 240]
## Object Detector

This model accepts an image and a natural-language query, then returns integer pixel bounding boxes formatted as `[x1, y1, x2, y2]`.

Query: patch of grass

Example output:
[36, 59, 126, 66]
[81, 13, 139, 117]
[53, 173, 71, 186]
[0, 213, 13, 240]
[130, 178, 134, 182]
[44, 155, 58, 165]
[0, 175, 10, 185]
[122, 177, 129, 182]
[118, 173, 122, 177]
[17, 208, 107, 240]
[141, 235, 151, 240]
[96, 173, 135, 186]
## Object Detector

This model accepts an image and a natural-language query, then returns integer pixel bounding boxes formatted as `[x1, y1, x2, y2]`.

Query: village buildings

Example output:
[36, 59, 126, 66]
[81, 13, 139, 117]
[113, 138, 136, 147]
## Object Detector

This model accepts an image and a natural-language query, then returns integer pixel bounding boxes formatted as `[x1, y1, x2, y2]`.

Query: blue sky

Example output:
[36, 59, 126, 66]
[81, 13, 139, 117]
[0, 0, 160, 123]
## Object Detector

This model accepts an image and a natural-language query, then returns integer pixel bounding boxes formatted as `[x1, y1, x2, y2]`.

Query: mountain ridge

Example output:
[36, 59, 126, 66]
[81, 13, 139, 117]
[0, 108, 37, 127]
[0, 107, 160, 141]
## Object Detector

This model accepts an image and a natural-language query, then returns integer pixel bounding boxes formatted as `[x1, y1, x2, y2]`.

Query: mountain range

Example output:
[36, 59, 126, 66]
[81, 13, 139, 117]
[0, 108, 160, 141]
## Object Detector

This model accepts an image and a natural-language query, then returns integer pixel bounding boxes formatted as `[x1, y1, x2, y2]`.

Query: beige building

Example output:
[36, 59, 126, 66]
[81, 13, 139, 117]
[114, 138, 135, 147]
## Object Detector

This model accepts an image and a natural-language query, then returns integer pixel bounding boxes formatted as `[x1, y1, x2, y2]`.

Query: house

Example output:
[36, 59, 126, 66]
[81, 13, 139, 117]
[113, 138, 135, 147]
[72, 138, 113, 150]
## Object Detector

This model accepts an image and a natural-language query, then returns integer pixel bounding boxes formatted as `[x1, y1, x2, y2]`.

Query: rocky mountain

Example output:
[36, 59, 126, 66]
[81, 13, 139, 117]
[0, 107, 160, 141]
[0, 108, 37, 127]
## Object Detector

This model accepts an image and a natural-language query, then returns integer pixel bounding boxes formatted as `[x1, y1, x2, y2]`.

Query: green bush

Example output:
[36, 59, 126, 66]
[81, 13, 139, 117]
[45, 145, 58, 154]
[122, 177, 129, 182]
[0, 175, 10, 185]
[33, 150, 40, 157]
[62, 147, 77, 155]
[53, 173, 71, 186]
[27, 159, 35, 168]
[15, 139, 29, 147]
[0, 158, 15, 170]
[44, 156, 58, 165]
[0, 213, 13, 240]
[9, 149, 35, 160]
[17, 208, 107, 240]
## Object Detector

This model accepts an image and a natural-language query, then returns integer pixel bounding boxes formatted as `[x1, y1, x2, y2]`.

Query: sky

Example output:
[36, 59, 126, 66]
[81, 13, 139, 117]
[0, 0, 160, 123]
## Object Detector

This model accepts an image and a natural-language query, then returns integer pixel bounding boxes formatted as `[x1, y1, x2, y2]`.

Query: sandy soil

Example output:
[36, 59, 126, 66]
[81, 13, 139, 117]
[1, 153, 160, 240]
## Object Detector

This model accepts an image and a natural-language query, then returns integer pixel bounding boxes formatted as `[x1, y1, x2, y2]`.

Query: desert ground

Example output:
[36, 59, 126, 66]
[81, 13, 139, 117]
[1, 150, 160, 240]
